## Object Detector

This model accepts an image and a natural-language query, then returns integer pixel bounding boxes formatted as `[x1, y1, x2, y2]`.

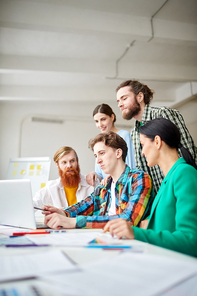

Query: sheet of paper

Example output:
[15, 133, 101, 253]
[0, 236, 34, 246]
[42, 252, 197, 296]
[26, 231, 121, 246]
[0, 225, 28, 236]
[0, 249, 77, 282]
[0, 279, 84, 296]
[160, 274, 197, 296]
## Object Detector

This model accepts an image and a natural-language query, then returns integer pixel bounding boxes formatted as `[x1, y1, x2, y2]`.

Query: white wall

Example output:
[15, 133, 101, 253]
[0, 101, 94, 180]
[175, 98, 197, 145]
[0, 99, 196, 182]
[0, 100, 128, 180]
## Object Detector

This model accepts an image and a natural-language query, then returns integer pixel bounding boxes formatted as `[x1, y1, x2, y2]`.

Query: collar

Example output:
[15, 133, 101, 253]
[149, 158, 186, 217]
[134, 104, 151, 132]
[162, 158, 186, 184]
[77, 174, 87, 190]
[105, 165, 130, 190]
[141, 104, 152, 123]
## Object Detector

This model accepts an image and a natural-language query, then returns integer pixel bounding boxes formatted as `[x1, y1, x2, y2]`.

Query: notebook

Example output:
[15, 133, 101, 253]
[0, 179, 47, 229]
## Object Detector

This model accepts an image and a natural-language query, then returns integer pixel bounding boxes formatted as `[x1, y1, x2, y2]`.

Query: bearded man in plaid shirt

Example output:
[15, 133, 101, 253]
[116, 80, 197, 195]
[43, 131, 154, 229]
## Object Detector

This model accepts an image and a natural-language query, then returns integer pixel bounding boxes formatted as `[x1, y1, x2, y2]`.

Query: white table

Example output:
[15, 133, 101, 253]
[0, 226, 197, 296]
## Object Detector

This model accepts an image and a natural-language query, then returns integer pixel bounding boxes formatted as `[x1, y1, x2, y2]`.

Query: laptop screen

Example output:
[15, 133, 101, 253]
[0, 179, 37, 229]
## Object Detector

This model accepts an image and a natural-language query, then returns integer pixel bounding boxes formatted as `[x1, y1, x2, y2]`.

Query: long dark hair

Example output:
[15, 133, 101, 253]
[139, 118, 197, 169]
[93, 103, 116, 123]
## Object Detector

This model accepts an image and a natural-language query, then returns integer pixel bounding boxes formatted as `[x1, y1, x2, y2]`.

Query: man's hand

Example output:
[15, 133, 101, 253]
[86, 171, 101, 187]
[44, 213, 76, 229]
[103, 218, 135, 239]
[42, 205, 65, 216]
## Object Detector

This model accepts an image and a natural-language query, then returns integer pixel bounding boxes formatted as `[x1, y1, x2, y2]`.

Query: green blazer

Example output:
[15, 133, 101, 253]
[133, 158, 197, 257]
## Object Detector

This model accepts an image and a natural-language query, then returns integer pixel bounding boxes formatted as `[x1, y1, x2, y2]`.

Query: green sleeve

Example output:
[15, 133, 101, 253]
[133, 165, 197, 257]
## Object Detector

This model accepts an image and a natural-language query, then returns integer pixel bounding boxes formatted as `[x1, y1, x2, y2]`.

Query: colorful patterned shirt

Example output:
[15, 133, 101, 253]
[131, 104, 197, 195]
[64, 165, 154, 229]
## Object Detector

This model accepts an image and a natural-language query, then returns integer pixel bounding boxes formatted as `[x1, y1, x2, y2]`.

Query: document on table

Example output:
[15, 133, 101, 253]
[42, 252, 197, 296]
[0, 279, 85, 296]
[0, 249, 78, 282]
[0, 235, 36, 246]
[26, 231, 121, 246]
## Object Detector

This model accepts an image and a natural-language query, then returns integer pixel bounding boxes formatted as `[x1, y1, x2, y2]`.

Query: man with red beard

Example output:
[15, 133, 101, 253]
[33, 146, 95, 209]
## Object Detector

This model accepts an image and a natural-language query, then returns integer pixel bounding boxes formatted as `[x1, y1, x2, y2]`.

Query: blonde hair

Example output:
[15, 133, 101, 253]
[53, 146, 78, 163]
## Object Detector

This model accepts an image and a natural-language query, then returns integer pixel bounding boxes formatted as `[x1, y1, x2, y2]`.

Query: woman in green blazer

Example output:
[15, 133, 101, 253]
[104, 118, 197, 257]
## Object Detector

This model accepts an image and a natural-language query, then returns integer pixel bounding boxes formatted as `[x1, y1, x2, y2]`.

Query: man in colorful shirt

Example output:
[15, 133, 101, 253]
[43, 131, 153, 229]
[116, 80, 197, 195]
[33, 146, 95, 209]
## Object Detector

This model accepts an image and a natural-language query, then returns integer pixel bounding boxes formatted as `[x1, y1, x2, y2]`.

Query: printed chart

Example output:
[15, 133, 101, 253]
[7, 157, 51, 197]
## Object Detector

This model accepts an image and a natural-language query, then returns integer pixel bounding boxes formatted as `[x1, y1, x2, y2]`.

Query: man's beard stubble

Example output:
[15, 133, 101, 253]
[122, 97, 141, 120]
[59, 165, 81, 188]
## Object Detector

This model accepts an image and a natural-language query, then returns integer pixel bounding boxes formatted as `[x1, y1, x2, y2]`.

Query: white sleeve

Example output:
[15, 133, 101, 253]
[33, 186, 52, 208]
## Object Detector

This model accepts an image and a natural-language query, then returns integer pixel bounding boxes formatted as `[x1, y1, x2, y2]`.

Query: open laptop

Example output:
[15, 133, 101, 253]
[0, 179, 47, 229]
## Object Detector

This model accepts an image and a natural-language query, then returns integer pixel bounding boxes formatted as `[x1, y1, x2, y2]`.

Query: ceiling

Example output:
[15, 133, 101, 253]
[0, 0, 197, 106]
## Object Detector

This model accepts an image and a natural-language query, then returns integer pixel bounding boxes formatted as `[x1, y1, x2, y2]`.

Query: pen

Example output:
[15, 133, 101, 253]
[5, 244, 49, 247]
[34, 207, 46, 211]
[47, 230, 66, 233]
[103, 228, 109, 233]
[11, 230, 66, 236]
[11, 231, 50, 236]
[85, 245, 131, 249]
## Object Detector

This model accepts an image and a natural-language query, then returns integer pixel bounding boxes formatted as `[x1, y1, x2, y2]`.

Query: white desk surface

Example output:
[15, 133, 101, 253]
[0, 226, 197, 296]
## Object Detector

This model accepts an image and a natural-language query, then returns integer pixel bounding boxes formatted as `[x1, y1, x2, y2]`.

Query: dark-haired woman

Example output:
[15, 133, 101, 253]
[87, 103, 136, 185]
[104, 118, 197, 257]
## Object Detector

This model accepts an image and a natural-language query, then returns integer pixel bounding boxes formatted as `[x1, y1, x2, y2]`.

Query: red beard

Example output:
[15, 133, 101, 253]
[59, 165, 81, 188]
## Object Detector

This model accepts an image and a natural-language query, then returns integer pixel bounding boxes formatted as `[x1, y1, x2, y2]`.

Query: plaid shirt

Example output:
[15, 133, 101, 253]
[131, 104, 197, 195]
[64, 165, 154, 229]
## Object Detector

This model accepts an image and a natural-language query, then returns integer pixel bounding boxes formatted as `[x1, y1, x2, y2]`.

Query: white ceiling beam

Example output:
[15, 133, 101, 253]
[154, 20, 197, 43]
[0, 85, 115, 101]
[0, 0, 151, 37]
[0, 55, 114, 75]
[170, 82, 197, 107]
[118, 62, 197, 82]
[0, 1, 197, 43]
[1, 55, 197, 82]
[0, 84, 178, 104]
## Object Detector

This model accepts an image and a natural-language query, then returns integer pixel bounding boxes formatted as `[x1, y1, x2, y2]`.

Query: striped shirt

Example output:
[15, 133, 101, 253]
[64, 165, 154, 229]
[131, 104, 197, 195]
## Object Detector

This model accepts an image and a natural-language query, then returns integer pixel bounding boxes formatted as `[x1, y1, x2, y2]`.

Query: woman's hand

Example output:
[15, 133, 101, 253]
[103, 218, 135, 239]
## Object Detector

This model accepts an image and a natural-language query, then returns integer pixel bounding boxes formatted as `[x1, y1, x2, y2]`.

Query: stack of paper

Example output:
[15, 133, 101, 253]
[0, 249, 77, 282]
[26, 231, 122, 247]
[41, 252, 197, 296]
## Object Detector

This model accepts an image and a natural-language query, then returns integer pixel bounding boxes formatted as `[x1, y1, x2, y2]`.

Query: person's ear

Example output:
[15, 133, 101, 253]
[116, 148, 123, 159]
[136, 92, 144, 104]
[154, 135, 162, 149]
[111, 114, 115, 122]
[55, 161, 59, 168]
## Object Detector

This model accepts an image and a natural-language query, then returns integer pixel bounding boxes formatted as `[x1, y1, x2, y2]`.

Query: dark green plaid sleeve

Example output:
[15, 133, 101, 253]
[131, 105, 197, 195]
